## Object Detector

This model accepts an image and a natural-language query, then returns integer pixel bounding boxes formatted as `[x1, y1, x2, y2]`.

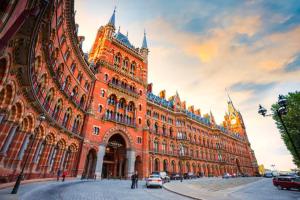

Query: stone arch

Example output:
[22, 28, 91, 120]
[84, 148, 97, 179]
[57, 138, 67, 150]
[0, 55, 10, 86]
[8, 101, 24, 123]
[134, 155, 142, 176]
[154, 158, 160, 171]
[171, 160, 176, 173]
[163, 159, 168, 172]
[45, 132, 56, 145]
[102, 127, 134, 150]
[0, 82, 15, 110]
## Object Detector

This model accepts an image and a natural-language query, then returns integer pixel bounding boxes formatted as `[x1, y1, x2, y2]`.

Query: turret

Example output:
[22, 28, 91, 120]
[104, 8, 116, 39]
[140, 30, 149, 62]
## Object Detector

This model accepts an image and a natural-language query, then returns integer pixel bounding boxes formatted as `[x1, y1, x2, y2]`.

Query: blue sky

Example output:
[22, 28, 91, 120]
[75, 0, 300, 170]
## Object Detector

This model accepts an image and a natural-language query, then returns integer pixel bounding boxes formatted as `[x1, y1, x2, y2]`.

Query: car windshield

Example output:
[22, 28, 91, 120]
[149, 175, 160, 178]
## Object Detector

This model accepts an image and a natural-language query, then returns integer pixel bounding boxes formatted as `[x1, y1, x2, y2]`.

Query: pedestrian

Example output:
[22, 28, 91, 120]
[180, 173, 183, 182]
[131, 173, 135, 189]
[57, 169, 61, 181]
[135, 171, 138, 189]
[62, 170, 67, 182]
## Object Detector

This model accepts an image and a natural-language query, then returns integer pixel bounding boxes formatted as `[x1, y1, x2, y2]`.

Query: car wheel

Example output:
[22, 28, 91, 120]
[160, 186, 162, 188]
[277, 185, 283, 190]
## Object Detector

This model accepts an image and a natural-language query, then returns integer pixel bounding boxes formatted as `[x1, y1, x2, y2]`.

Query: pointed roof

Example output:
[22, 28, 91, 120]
[141, 30, 148, 49]
[108, 7, 116, 27]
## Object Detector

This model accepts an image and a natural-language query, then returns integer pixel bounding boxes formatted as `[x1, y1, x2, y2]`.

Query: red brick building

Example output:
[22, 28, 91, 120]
[0, 0, 258, 183]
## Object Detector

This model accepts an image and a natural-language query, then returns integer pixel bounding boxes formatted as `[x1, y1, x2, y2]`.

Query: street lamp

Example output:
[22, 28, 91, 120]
[179, 143, 184, 182]
[258, 95, 300, 162]
[11, 114, 46, 194]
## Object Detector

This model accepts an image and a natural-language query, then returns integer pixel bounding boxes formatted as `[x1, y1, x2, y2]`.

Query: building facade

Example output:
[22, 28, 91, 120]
[0, 0, 258, 183]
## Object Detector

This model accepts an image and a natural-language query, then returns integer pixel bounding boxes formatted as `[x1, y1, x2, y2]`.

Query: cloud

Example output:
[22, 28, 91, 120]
[230, 82, 277, 93]
[284, 53, 300, 72]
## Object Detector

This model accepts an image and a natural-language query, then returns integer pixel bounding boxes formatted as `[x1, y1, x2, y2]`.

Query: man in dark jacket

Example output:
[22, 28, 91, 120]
[131, 173, 135, 189]
[135, 171, 138, 188]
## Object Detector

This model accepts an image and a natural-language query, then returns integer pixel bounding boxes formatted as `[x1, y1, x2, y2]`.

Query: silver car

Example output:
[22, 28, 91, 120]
[146, 175, 163, 188]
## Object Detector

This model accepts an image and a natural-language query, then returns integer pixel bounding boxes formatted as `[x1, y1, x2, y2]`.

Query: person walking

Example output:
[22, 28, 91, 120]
[135, 171, 138, 189]
[57, 169, 61, 181]
[62, 170, 67, 182]
[131, 173, 136, 189]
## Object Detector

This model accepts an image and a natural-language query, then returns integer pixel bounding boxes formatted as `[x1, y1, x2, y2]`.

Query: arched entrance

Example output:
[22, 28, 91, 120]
[83, 149, 97, 179]
[236, 158, 242, 174]
[134, 155, 142, 177]
[163, 159, 168, 172]
[154, 158, 160, 172]
[102, 134, 127, 178]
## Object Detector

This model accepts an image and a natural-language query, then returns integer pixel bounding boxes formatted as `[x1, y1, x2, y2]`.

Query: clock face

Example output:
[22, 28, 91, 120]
[231, 118, 237, 125]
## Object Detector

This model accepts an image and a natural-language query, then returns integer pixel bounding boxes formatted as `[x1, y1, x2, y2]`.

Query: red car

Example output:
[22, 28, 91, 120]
[273, 176, 300, 190]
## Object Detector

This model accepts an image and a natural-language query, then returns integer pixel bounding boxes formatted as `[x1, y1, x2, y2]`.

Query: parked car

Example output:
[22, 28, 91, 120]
[273, 176, 300, 190]
[170, 173, 180, 180]
[183, 172, 196, 179]
[264, 172, 273, 178]
[146, 175, 163, 188]
[222, 173, 231, 179]
[151, 171, 170, 183]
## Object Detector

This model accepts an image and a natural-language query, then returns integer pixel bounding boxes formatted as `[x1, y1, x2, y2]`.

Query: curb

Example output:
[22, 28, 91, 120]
[163, 184, 203, 200]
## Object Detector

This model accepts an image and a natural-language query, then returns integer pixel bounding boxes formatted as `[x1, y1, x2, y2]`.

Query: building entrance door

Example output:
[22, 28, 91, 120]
[102, 134, 127, 178]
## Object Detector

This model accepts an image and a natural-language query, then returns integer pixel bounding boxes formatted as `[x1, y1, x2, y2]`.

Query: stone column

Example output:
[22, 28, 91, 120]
[95, 144, 106, 179]
[126, 149, 136, 178]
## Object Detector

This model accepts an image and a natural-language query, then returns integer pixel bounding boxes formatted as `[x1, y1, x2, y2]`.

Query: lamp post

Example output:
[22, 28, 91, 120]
[258, 95, 300, 162]
[179, 143, 184, 182]
[11, 114, 46, 194]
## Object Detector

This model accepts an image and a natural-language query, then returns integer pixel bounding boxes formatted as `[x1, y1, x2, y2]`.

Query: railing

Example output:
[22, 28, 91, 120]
[46, 50, 86, 111]
[108, 80, 140, 97]
[32, 77, 81, 135]
[104, 114, 136, 127]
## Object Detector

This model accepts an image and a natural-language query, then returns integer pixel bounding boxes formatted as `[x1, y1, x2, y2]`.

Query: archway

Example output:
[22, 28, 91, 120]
[134, 155, 142, 177]
[102, 134, 127, 178]
[154, 158, 160, 172]
[83, 149, 97, 179]
[163, 159, 168, 172]
[236, 158, 242, 174]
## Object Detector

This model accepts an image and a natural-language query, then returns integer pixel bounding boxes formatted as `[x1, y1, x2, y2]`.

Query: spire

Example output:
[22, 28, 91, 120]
[141, 29, 148, 49]
[108, 7, 116, 27]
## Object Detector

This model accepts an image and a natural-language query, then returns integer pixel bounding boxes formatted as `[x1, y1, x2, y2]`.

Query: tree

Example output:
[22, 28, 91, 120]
[271, 91, 300, 167]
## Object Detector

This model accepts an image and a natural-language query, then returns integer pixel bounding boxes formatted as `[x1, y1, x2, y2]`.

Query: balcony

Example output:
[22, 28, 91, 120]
[108, 80, 140, 98]
[104, 114, 136, 128]
[31, 79, 81, 136]
[47, 60, 86, 111]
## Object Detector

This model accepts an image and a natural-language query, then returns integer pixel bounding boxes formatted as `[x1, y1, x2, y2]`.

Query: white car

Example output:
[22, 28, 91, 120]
[146, 175, 163, 188]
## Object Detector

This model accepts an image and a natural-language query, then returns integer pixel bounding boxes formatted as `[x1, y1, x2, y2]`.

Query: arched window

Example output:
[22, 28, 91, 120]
[122, 57, 129, 71]
[162, 125, 166, 136]
[154, 139, 159, 152]
[154, 122, 158, 134]
[62, 108, 72, 127]
[104, 74, 108, 81]
[72, 115, 81, 133]
[130, 62, 136, 76]
[70, 63, 76, 74]
[79, 94, 86, 108]
[52, 99, 63, 120]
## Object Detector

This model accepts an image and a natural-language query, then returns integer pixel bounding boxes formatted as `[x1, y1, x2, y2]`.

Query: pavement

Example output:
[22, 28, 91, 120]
[0, 177, 299, 200]
[164, 177, 300, 200]
[0, 179, 190, 200]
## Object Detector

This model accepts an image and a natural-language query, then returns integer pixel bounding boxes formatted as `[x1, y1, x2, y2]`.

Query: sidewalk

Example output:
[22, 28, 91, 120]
[163, 177, 263, 200]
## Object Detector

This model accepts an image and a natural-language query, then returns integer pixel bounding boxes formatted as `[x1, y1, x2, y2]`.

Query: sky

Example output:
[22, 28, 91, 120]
[75, 0, 300, 171]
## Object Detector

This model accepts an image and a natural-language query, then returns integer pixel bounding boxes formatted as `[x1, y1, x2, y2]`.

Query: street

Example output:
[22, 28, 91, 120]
[0, 178, 299, 200]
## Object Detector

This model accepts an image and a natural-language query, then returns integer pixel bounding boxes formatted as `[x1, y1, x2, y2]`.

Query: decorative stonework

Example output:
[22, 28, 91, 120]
[102, 126, 134, 150]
